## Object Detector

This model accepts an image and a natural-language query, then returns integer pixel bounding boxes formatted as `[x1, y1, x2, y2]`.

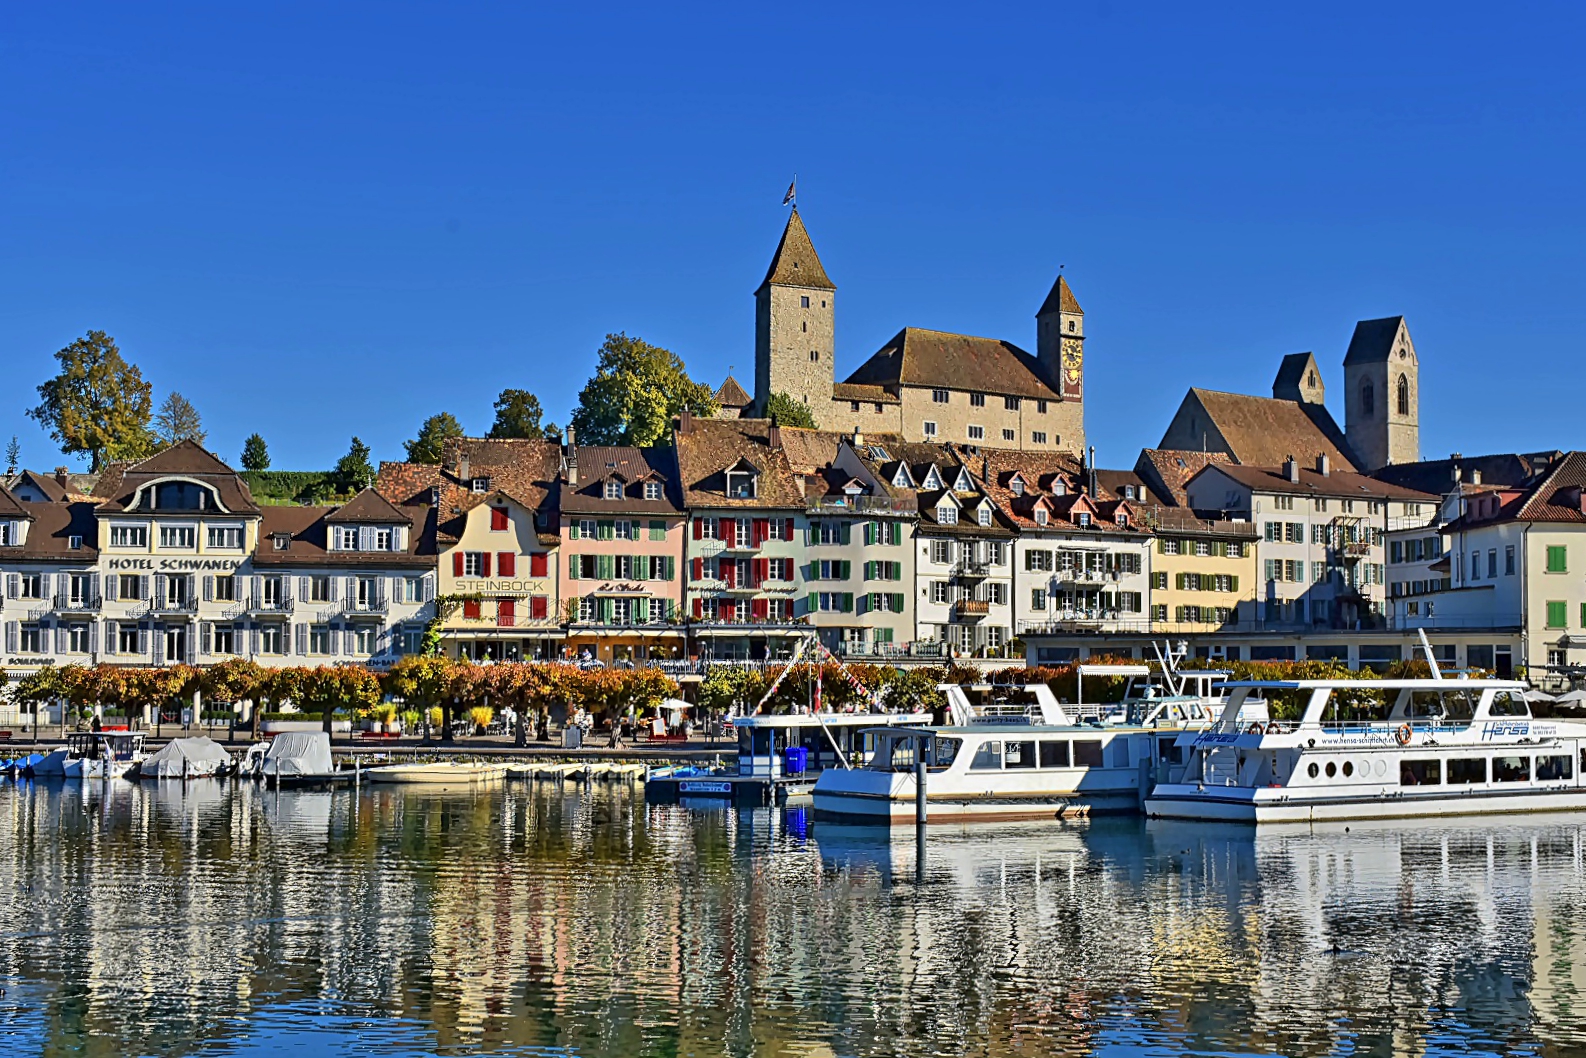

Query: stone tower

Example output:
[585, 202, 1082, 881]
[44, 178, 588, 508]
[1343, 316, 1419, 471]
[1035, 274, 1087, 455]
[1272, 351, 1325, 404]
[754, 209, 836, 415]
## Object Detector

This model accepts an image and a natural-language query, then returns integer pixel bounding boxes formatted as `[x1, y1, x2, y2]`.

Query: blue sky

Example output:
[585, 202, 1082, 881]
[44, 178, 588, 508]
[2, 2, 1583, 473]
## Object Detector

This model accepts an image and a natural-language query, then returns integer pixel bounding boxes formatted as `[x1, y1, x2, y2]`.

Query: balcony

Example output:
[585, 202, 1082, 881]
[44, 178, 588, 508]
[240, 595, 295, 616]
[341, 596, 390, 615]
[1056, 567, 1118, 584]
[951, 559, 990, 578]
[952, 599, 990, 619]
[805, 495, 916, 515]
[836, 641, 950, 660]
[147, 594, 200, 615]
[52, 594, 102, 614]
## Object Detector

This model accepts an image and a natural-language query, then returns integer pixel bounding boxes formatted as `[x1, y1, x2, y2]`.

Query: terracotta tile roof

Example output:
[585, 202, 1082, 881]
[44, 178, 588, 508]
[91, 440, 261, 515]
[1175, 388, 1358, 471]
[561, 446, 682, 515]
[323, 487, 413, 525]
[841, 327, 1060, 402]
[674, 418, 805, 509]
[0, 499, 99, 562]
[1035, 275, 1082, 317]
[758, 209, 835, 291]
[976, 449, 1148, 533]
[1135, 505, 1258, 538]
[375, 437, 562, 545]
[1447, 451, 1586, 528]
[1343, 316, 1407, 365]
[714, 375, 752, 408]
[1092, 468, 1168, 506]
[1134, 449, 1235, 507]
[831, 382, 900, 404]
[845, 441, 1012, 537]
[1194, 462, 1440, 502]
[252, 503, 435, 568]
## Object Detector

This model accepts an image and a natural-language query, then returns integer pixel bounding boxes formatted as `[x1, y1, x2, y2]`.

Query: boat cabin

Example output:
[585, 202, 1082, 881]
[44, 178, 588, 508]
[733, 711, 931, 779]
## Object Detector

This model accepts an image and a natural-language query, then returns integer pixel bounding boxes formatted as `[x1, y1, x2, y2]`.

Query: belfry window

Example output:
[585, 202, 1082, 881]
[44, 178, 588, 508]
[1396, 374, 1409, 415]
[1361, 382, 1375, 416]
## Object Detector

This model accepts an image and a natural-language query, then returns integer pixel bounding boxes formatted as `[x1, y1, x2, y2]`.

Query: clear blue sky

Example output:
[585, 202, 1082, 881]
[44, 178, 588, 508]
[3, 2, 1583, 473]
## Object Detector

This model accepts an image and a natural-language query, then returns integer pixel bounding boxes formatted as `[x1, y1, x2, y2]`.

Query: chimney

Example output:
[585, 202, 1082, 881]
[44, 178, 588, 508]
[768, 413, 782, 451]
[1283, 456, 1300, 483]
[1316, 453, 1330, 476]
[565, 424, 576, 451]
[679, 406, 693, 435]
[566, 446, 579, 486]
[457, 455, 470, 482]
[851, 428, 863, 448]
[1087, 446, 1097, 498]
[1451, 462, 1462, 483]
[981, 455, 989, 483]
[54, 466, 70, 490]
[1470, 468, 1482, 485]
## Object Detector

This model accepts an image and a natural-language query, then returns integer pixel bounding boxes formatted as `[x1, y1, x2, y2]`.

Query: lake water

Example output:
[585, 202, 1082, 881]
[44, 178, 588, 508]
[0, 779, 1581, 1057]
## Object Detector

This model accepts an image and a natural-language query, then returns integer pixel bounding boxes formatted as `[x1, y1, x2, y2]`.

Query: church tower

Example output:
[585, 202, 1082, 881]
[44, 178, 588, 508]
[1035, 274, 1087, 455]
[1343, 316, 1419, 471]
[754, 209, 836, 415]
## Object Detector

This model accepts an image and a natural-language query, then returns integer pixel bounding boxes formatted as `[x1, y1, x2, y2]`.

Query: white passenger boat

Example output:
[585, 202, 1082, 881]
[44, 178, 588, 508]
[364, 761, 507, 785]
[812, 682, 1230, 823]
[1145, 674, 1586, 823]
[30, 732, 146, 779]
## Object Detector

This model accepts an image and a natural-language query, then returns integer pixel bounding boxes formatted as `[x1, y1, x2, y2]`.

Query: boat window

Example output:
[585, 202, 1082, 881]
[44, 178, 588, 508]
[1492, 756, 1531, 782]
[1399, 759, 1441, 786]
[1325, 761, 1337, 778]
[885, 738, 917, 772]
[1157, 737, 1183, 765]
[1489, 692, 1529, 718]
[1409, 691, 1476, 722]
[1307, 762, 1319, 779]
[1342, 761, 1354, 777]
[1537, 754, 1573, 781]
[930, 737, 962, 770]
[969, 740, 1003, 771]
[1447, 758, 1487, 784]
[1109, 740, 1131, 769]
[1004, 740, 1037, 769]
[1039, 741, 1070, 768]
[1073, 740, 1103, 768]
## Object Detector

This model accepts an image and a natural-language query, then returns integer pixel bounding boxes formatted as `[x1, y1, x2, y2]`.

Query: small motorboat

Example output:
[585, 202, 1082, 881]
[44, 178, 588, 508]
[139, 736, 232, 780]
[364, 762, 507, 785]
[31, 732, 147, 780]
[258, 732, 350, 787]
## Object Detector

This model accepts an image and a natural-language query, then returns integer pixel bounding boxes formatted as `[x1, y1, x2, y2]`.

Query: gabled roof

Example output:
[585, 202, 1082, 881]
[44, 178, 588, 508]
[1343, 316, 1408, 365]
[715, 375, 752, 407]
[673, 418, 805, 508]
[832, 382, 900, 405]
[1139, 505, 1259, 539]
[374, 436, 562, 546]
[91, 441, 260, 515]
[324, 487, 412, 525]
[1371, 451, 1562, 496]
[1168, 388, 1358, 472]
[124, 439, 236, 476]
[1493, 452, 1586, 526]
[1035, 275, 1082, 317]
[1192, 462, 1439, 502]
[841, 327, 1060, 401]
[252, 503, 435, 567]
[0, 499, 99, 561]
[11, 470, 69, 503]
[758, 209, 835, 292]
[1134, 448, 1236, 507]
[978, 449, 1147, 534]
[0, 485, 29, 519]
[560, 446, 682, 515]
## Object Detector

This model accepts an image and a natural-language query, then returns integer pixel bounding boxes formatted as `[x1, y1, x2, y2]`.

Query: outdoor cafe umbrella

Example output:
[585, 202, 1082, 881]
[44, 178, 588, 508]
[1551, 689, 1586, 709]
[1523, 688, 1559, 704]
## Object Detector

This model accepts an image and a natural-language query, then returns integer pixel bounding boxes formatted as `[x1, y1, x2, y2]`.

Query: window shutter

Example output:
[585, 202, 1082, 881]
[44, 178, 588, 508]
[864, 522, 876, 546]
[249, 623, 260, 655]
[453, 552, 465, 576]
[89, 621, 100, 656]
[891, 593, 904, 612]
[138, 624, 150, 656]
[201, 575, 212, 602]
[841, 593, 853, 613]
[839, 561, 851, 580]
[752, 598, 767, 620]
[499, 552, 516, 577]
[664, 556, 675, 581]
[801, 595, 813, 617]
[783, 518, 794, 541]
[200, 622, 212, 655]
[840, 522, 851, 545]
[531, 595, 547, 620]
[140, 575, 151, 602]
[499, 599, 515, 625]
[692, 597, 703, 619]
[568, 555, 579, 580]
[359, 526, 375, 551]
[569, 522, 580, 540]
[691, 557, 703, 581]
[1229, 575, 1238, 592]
[342, 628, 356, 655]
[295, 623, 308, 655]
[531, 552, 547, 577]
[598, 520, 614, 541]
[279, 576, 294, 603]
[692, 518, 702, 540]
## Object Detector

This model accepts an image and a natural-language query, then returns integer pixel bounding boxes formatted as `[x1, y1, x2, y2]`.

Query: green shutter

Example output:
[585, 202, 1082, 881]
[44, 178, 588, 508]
[889, 522, 901, 545]
[876, 627, 893, 644]
[649, 520, 665, 540]
[864, 522, 876, 546]
[802, 594, 814, 616]
[840, 560, 852, 580]
[1229, 575, 1239, 592]
[1549, 546, 1568, 573]
[890, 561, 901, 580]
[569, 522, 580, 540]
[841, 593, 853, 613]
[600, 597, 614, 624]
[840, 523, 851, 545]
[891, 593, 904, 612]
[597, 554, 614, 579]
[568, 555, 579, 580]
[1175, 572, 1185, 590]
[1548, 600, 1567, 628]
[664, 556, 675, 581]
[598, 520, 614, 541]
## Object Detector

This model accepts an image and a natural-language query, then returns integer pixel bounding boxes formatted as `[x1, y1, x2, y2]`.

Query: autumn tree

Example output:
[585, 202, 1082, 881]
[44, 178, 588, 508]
[765, 391, 818, 429]
[404, 413, 464, 464]
[487, 388, 553, 440]
[153, 391, 206, 447]
[240, 433, 270, 471]
[569, 333, 718, 446]
[335, 436, 376, 492]
[28, 330, 155, 470]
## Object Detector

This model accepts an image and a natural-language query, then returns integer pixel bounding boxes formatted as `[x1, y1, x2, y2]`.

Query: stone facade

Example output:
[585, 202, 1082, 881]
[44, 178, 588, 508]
[1343, 316, 1420, 471]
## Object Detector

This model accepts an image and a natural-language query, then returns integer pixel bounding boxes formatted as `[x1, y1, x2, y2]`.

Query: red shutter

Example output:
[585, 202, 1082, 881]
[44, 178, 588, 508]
[783, 518, 794, 541]
[463, 600, 481, 620]
[490, 506, 509, 531]
[480, 552, 492, 577]
[752, 518, 767, 546]
[752, 598, 767, 620]
[753, 558, 767, 587]
[693, 518, 703, 540]
[452, 552, 464, 577]
[722, 600, 736, 624]
[498, 552, 516, 576]
[691, 557, 703, 581]
[497, 599, 515, 626]
[722, 562, 736, 588]
[693, 598, 703, 619]
[530, 595, 547, 620]
[530, 552, 547, 577]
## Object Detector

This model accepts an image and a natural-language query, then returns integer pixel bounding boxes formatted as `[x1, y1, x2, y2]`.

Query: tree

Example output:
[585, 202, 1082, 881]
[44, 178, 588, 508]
[765, 391, 818, 429]
[335, 436, 376, 492]
[569, 333, 718, 447]
[28, 330, 155, 471]
[153, 391, 206, 447]
[240, 433, 270, 471]
[404, 413, 464, 464]
[487, 388, 554, 440]
[4, 436, 18, 475]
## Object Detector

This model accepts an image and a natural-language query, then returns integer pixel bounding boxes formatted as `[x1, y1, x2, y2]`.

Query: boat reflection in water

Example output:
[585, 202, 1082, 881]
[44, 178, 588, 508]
[0, 781, 1581, 1055]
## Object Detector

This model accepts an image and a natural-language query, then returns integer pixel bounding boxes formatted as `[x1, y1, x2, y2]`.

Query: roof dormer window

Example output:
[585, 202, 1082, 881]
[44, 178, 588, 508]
[1009, 475, 1025, 497]
[1053, 481, 1067, 497]
[1076, 512, 1091, 527]
[1034, 508, 1049, 526]
[272, 532, 291, 551]
[725, 460, 760, 499]
[604, 480, 623, 500]
[1115, 512, 1128, 526]
[471, 477, 490, 493]
[644, 481, 663, 501]
[977, 506, 992, 527]
[937, 505, 958, 525]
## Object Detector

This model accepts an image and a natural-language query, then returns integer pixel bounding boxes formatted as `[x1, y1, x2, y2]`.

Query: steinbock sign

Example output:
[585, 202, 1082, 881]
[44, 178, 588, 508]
[454, 579, 546, 593]
[106, 558, 247, 572]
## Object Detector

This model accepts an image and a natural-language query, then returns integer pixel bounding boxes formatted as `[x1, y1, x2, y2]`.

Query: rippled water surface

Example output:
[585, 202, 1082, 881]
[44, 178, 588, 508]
[0, 779, 1583, 1056]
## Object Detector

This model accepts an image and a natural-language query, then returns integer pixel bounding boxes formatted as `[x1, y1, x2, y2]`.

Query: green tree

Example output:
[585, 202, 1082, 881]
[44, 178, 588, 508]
[404, 412, 464, 464]
[240, 433, 270, 471]
[4, 435, 18, 475]
[28, 330, 155, 470]
[487, 388, 554, 439]
[569, 333, 718, 446]
[153, 391, 206, 447]
[335, 436, 376, 492]
[765, 391, 818, 429]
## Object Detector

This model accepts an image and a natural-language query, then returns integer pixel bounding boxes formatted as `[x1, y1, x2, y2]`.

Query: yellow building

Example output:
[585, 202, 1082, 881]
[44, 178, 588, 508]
[1144, 509, 1258, 633]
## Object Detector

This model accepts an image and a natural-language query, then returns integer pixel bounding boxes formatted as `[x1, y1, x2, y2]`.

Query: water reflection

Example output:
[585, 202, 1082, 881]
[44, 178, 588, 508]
[0, 779, 1580, 1056]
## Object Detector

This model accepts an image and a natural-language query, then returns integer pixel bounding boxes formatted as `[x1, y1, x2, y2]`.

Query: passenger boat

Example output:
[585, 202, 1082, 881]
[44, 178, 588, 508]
[812, 681, 1249, 823]
[1144, 674, 1586, 823]
[30, 732, 146, 779]
[363, 761, 507, 785]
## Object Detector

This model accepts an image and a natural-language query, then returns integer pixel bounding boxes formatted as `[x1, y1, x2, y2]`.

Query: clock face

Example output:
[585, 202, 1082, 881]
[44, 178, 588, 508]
[1061, 339, 1083, 383]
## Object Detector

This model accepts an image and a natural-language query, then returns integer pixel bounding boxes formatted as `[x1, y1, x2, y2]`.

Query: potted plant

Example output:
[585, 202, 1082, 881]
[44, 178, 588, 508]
[469, 706, 494, 736]
[373, 703, 400, 734]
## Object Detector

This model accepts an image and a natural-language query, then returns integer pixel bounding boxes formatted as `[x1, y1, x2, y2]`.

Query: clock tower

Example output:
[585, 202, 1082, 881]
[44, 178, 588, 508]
[1035, 274, 1087, 453]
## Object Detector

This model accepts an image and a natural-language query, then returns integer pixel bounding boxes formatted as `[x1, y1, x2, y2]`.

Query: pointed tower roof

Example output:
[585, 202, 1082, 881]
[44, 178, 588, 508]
[1343, 316, 1408, 365]
[757, 209, 835, 292]
[714, 374, 751, 408]
[1036, 275, 1083, 317]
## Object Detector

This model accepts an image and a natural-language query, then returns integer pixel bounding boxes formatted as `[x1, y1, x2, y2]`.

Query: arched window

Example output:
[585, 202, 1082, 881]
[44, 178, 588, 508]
[1396, 374, 1409, 416]
[1361, 382, 1375, 417]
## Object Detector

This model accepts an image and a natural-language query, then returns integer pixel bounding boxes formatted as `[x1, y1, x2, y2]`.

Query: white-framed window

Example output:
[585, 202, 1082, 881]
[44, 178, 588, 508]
[471, 477, 489, 493]
[1031, 588, 1047, 611]
[923, 421, 938, 437]
[309, 576, 332, 603]
[937, 506, 957, 524]
[930, 540, 952, 564]
[463, 552, 484, 576]
[816, 592, 845, 612]
[68, 535, 82, 550]
[333, 526, 358, 550]
[259, 625, 284, 654]
[404, 576, 423, 603]
[68, 623, 91, 653]
[1075, 511, 1091, 527]
[1002, 429, 1015, 441]
[1031, 432, 1048, 445]
[19, 625, 42, 653]
[931, 581, 951, 604]
[967, 425, 984, 441]
[310, 626, 333, 654]
[1034, 508, 1049, 525]
[977, 507, 992, 527]
[986, 583, 1006, 606]
[578, 518, 597, 539]
[813, 521, 843, 545]
[614, 520, 637, 541]
[354, 626, 376, 654]
[207, 526, 243, 549]
[644, 481, 663, 501]
[109, 524, 148, 548]
[604, 480, 623, 500]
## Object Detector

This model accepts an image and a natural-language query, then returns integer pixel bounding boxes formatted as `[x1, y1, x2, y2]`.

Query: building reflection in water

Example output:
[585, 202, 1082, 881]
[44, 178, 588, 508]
[0, 781, 1581, 1056]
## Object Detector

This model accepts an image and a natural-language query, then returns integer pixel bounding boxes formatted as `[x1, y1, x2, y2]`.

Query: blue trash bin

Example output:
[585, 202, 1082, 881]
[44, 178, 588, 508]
[783, 746, 808, 776]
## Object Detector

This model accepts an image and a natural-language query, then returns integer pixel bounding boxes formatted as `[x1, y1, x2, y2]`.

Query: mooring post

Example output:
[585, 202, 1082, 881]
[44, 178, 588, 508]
[915, 733, 928, 826]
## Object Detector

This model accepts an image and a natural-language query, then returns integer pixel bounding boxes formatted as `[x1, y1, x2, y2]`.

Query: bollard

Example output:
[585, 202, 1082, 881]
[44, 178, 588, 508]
[915, 733, 928, 826]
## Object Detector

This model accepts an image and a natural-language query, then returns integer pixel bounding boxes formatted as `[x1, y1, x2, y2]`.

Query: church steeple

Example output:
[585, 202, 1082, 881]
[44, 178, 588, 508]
[1036, 273, 1084, 402]
[754, 209, 836, 415]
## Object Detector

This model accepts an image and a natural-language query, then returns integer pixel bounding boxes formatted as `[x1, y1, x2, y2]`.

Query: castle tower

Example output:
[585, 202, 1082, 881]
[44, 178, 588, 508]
[1035, 274, 1087, 454]
[1343, 316, 1419, 471]
[1272, 351, 1325, 404]
[754, 209, 836, 415]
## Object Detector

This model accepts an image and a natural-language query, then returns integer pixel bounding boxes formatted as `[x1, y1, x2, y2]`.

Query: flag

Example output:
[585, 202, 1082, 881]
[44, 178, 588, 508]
[783, 179, 796, 205]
